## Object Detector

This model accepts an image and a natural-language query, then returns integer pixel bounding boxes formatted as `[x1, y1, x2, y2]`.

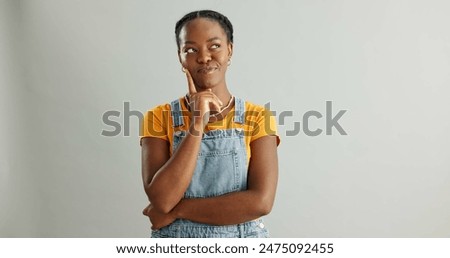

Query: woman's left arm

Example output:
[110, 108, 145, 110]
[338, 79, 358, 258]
[146, 135, 278, 228]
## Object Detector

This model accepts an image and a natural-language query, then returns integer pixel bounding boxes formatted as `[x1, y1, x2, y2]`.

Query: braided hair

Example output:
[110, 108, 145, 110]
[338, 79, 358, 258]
[175, 10, 233, 50]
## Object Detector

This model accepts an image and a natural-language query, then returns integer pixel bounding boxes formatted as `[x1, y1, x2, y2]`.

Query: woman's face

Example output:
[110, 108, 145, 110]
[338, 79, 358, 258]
[178, 18, 233, 90]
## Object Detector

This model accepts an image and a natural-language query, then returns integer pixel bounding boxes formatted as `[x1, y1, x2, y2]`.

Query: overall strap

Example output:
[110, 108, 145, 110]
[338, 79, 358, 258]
[234, 97, 245, 124]
[170, 98, 185, 127]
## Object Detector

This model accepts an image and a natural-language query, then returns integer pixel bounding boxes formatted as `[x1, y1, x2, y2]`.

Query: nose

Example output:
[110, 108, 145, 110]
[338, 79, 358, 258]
[197, 49, 212, 64]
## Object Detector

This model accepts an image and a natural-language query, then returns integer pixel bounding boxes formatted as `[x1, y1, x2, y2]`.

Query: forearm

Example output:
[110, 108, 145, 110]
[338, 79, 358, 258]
[146, 125, 203, 213]
[172, 189, 274, 225]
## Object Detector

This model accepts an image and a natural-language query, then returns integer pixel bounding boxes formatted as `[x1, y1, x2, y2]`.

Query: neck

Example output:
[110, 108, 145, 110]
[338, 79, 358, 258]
[213, 88, 232, 106]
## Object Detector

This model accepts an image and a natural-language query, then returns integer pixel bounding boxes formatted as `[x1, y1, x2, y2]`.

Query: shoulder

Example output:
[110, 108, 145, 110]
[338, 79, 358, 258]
[244, 100, 266, 112]
[145, 97, 185, 115]
[242, 99, 280, 145]
[147, 102, 171, 113]
[141, 98, 184, 142]
[243, 100, 274, 119]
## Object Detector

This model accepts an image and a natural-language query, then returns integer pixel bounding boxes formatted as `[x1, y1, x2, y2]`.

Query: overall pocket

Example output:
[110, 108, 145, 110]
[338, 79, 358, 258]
[184, 148, 240, 198]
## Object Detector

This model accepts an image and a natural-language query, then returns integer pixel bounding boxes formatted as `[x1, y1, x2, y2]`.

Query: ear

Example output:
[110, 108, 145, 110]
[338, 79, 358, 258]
[227, 42, 233, 59]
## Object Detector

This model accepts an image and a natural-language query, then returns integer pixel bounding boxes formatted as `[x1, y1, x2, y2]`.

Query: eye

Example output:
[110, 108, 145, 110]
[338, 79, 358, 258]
[184, 48, 196, 54]
[210, 44, 220, 50]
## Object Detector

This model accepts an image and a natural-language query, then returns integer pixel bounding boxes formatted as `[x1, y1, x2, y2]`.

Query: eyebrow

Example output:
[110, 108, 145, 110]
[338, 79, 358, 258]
[184, 37, 222, 45]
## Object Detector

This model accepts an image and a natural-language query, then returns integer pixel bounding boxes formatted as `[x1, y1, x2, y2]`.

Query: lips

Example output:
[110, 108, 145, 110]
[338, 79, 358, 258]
[197, 66, 218, 74]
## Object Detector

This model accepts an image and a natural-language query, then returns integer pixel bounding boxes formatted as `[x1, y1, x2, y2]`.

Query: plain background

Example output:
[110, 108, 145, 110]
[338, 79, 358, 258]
[1, 0, 449, 237]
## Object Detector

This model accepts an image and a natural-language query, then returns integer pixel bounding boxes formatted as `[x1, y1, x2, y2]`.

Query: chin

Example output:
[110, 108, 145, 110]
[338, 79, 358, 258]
[196, 78, 222, 90]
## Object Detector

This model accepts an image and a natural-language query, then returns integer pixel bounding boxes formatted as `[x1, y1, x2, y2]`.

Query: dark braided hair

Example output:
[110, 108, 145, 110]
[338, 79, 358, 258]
[175, 10, 233, 50]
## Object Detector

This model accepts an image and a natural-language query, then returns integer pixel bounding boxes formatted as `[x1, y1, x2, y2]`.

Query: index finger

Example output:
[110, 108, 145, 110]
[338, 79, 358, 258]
[184, 68, 197, 95]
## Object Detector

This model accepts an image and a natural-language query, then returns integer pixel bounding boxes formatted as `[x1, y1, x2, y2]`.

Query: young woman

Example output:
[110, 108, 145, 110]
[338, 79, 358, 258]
[141, 10, 280, 238]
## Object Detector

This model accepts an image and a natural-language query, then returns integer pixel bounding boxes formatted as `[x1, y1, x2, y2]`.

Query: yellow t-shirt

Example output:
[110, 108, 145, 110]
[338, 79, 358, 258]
[140, 97, 280, 163]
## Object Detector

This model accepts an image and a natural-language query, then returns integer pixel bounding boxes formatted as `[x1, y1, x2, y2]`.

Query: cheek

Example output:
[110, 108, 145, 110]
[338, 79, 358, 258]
[215, 54, 229, 66]
[182, 55, 199, 67]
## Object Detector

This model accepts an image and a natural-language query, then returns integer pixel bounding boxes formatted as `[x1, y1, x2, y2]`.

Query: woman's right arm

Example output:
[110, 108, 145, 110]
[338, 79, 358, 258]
[142, 69, 221, 214]
[141, 126, 202, 214]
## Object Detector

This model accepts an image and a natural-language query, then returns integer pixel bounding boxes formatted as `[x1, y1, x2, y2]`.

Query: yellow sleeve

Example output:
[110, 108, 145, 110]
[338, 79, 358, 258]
[140, 105, 169, 145]
[251, 108, 281, 146]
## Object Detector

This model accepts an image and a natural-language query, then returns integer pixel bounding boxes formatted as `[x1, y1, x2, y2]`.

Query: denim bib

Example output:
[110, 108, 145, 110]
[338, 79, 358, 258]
[151, 97, 268, 238]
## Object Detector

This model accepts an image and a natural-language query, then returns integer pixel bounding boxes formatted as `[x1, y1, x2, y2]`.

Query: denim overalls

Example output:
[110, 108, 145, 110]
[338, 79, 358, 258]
[151, 97, 268, 238]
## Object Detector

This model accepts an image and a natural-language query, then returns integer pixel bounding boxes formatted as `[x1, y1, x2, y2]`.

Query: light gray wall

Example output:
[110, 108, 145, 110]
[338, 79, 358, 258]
[1, 0, 449, 237]
[1, 0, 41, 236]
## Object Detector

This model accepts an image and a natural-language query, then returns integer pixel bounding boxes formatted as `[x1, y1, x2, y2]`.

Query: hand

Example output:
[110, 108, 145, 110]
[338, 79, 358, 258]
[184, 68, 223, 131]
[142, 203, 176, 230]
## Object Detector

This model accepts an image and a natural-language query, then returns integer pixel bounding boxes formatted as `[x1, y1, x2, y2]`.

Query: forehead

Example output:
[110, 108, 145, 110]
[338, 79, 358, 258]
[179, 18, 227, 43]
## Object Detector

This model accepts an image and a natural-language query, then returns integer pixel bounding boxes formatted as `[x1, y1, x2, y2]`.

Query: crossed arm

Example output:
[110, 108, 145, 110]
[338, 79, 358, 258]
[141, 133, 278, 229]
